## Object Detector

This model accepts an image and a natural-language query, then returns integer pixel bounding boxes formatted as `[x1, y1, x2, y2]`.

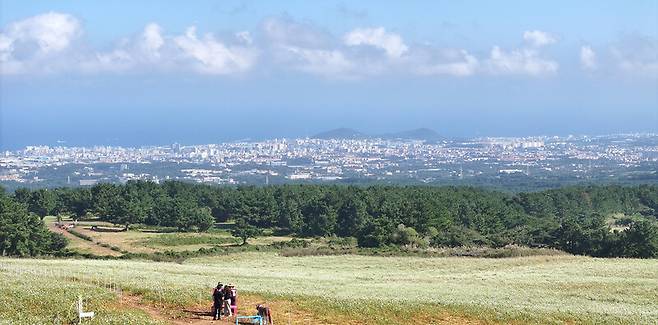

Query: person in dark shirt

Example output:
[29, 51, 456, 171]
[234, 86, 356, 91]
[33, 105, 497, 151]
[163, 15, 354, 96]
[256, 304, 273, 325]
[211, 283, 224, 320]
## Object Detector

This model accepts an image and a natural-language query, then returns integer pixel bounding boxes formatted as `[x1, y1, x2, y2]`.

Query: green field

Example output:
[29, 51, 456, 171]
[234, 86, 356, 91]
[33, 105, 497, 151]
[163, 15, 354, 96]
[1, 253, 656, 324]
[43, 216, 296, 256]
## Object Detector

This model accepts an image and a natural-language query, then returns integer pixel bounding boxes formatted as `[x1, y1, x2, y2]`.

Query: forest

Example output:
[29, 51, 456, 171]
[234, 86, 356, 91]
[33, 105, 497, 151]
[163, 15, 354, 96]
[1, 182, 657, 258]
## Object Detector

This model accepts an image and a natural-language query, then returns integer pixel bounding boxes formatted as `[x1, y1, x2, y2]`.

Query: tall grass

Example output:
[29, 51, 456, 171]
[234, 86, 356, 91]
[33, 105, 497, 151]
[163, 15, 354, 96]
[1, 253, 656, 324]
[0, 263, 162, 324]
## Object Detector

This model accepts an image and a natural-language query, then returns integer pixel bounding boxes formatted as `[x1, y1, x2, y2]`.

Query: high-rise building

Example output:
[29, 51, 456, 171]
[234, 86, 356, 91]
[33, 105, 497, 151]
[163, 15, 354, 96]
[171, 143, 181, 154]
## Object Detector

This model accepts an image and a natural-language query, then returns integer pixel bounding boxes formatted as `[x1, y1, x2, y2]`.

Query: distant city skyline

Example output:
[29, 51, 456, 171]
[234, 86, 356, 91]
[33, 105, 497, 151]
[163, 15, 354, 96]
[3, 133, 656, 191]
[1, 1, 657, 150]
[3, 127, 658, 151]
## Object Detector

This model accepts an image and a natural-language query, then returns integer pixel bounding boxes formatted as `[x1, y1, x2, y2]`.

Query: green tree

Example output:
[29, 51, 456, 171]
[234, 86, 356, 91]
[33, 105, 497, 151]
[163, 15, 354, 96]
[29, 189, 56, 218]
[431, 225, 489, 247]
[92, 183, 120, 219]
[107, 191, 149, 230]
[618, 221, 658, 258]
[12, 188, 31, 206]
[356, 215, 394, 247]
[0, 195, 68, 256]
[172, 195, 198, 231]
[190, 207, 215, 232]
[278, 198, 303, 233]
[231, 219, 262, 245]
[390, 224, 426, 247]
[302, 197, 337, 237]
[336, 195, 368, 237]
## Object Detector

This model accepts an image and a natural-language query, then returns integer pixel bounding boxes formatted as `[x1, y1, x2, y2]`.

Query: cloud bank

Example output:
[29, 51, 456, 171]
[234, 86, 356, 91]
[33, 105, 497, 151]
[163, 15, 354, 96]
[1, 12, 655, 79]
[523, 30, 557, 47]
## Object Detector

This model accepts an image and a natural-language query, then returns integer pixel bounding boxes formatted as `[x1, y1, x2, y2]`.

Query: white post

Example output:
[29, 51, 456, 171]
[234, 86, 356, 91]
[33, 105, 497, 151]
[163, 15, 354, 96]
[77, 295, 95, 324]
[77, 296, 82, 325]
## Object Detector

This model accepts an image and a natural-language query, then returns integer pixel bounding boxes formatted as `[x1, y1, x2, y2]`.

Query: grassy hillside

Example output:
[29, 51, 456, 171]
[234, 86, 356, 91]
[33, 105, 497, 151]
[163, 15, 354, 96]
[1, 253, 656, 324]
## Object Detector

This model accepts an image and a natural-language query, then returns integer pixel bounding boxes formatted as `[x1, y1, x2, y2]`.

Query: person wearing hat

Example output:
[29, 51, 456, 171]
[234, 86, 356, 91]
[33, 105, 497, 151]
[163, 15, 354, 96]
[212, 282, 224, 320]
[256, 304, 273, 325]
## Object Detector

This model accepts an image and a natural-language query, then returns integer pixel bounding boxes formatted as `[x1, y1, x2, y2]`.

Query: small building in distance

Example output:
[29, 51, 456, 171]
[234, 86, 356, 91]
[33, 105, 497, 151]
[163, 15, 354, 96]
[79, 179, 99, 186]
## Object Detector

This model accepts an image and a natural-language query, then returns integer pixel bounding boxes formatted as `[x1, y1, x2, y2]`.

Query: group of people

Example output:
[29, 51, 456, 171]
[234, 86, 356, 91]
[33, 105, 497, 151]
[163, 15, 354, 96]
[211, 282, 237, 320]
[211, 282, 273, 324]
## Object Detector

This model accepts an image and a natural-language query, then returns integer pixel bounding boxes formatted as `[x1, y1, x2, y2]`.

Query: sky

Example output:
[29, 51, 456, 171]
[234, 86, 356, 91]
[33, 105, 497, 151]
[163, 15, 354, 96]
[1, 0, 657, 149]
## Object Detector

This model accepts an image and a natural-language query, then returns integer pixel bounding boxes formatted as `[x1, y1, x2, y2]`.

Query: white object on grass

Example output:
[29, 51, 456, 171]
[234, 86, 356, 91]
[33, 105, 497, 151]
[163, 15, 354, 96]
[77, 296, 95, 324]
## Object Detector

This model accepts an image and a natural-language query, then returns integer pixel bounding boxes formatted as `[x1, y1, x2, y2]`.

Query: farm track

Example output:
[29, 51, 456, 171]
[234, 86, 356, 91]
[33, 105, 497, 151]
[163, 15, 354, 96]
[117, 292, 353, 325]
[118, 293, 211, 325]
[47, 223, 122, 256]
[118, 292, 487, 325]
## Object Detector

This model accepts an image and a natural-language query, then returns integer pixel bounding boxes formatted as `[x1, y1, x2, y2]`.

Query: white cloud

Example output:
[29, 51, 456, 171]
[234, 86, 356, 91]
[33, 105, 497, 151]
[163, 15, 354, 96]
[264, 21, 473, 78]
[617, 56, 658, 77]
[236, 31, 253, 45]
[284, 46, 354, 77]
[486, 46, 558, 76]
[611, 34, 658, 77]
[173, 26, 257, 74]
[523, 30, 556, 47]
[262, 17, 360, 78]
[88, 49, 134, 72]
[483, 31, 559, 76]
[262, 17, 331, 49]
[1, 13, 261, 75]
[142, 23, 164, 57]
[6, 12, 81, 54]
[0, 34, 14, 62]
[0, 12, 82, 74]
[80, 24, 164, 73]
[344, 27, 408, 58]
[413, 49, 479, 76]
[580, 46, 597, 70]
[80, 24, 260, 75]
[0, 12, 578, 79]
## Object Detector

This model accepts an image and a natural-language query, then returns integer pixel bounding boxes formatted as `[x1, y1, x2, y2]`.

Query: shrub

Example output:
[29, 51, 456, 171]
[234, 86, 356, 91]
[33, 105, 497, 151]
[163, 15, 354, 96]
[431, 226, 490, 247]
[68, 229, 93, 242]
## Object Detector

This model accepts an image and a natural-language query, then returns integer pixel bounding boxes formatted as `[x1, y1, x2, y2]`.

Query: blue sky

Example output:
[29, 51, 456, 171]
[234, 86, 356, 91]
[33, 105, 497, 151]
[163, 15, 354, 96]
[1, 1, 657, 149]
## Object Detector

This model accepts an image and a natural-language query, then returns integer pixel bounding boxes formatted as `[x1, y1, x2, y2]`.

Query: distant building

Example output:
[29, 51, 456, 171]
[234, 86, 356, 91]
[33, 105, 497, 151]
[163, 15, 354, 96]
[288, 173, 311, 180]
[522, 141, 545, 149]
[171, 142, 181, 154]
[79, 179, 99, 186]
[499, 169, 524, 174]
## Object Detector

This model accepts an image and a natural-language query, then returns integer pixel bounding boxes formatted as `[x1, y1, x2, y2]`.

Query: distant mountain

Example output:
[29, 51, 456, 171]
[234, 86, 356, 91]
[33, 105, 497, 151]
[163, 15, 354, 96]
[382, 128, 441, 140]
[312, 127, 441, 141]
[312, 128, 366, 139]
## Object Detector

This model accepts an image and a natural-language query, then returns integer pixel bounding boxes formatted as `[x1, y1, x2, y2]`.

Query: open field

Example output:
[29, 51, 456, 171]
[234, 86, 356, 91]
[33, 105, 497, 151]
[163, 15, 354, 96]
[69, 227, 238, 254]
[46, 217, 295, 256]
[1, 253, 656, 324]
[46, 221, 122, 256]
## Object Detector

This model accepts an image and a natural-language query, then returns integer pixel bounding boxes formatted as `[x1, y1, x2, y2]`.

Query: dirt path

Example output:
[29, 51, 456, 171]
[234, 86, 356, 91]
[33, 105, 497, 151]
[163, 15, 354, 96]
[116, 293, 356, 325]
[119, 294, 220, 325]
[116, 292, 489, 325]
[47, 223, 122, 256]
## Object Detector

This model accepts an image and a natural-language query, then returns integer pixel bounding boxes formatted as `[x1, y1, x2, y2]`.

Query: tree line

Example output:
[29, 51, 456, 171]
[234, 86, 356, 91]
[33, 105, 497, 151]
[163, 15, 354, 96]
[4, 182, 658, 258]
[0, 188, 67, 256]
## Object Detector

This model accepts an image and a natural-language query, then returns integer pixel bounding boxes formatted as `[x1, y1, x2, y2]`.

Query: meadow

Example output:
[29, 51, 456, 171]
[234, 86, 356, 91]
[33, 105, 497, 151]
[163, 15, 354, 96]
[1, 253, 656, 324]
